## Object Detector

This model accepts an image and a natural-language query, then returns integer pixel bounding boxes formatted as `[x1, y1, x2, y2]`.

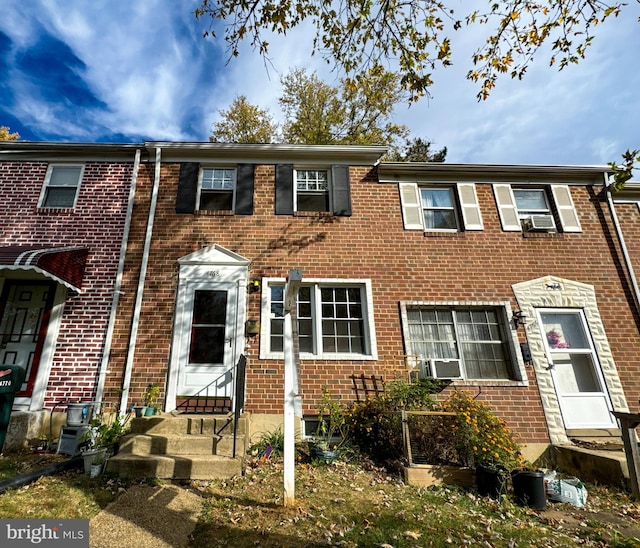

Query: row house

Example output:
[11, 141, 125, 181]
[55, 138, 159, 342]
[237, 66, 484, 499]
[0, 142, 139, 448]
[102, 142, 639, 462]
[2, 140, 639, 464]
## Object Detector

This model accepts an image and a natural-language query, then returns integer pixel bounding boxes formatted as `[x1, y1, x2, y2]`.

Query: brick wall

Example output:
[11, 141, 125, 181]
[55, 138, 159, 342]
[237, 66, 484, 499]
[107, 161, 640, 444]
[0, 160, 133, 407]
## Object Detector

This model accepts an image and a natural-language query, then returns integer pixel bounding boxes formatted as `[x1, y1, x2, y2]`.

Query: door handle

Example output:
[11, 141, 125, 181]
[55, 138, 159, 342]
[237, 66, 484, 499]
[225, 337, 233, 347]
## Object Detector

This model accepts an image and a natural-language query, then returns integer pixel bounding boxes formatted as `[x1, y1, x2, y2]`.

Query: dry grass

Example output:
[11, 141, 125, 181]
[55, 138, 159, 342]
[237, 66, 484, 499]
[0, 452, 639, 546]
[191, 458, 640, 547]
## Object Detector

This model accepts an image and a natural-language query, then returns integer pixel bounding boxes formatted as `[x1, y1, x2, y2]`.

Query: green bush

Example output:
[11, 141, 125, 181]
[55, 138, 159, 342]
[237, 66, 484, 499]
[347, 378, 444, 465]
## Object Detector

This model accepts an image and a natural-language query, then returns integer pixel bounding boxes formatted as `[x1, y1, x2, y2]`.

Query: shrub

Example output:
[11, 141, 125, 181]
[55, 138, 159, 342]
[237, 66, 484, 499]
[347, 378, 444, 465]
[441, 390, 524, 470]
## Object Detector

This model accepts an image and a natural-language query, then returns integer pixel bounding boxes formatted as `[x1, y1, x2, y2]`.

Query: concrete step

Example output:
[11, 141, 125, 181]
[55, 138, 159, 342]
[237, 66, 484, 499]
[106, 453, 243, 480]
[118, 432, 246, 458]
[128, 414, 247, 436]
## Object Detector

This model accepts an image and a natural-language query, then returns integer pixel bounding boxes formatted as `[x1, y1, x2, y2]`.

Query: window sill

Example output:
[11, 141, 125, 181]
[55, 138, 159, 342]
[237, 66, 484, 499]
[293, 211, 333, 218]
[522, 231, 563, 239]
[449, 378, 529, 388]
[259, 351, 377, 361]
[195, 209, 235, 216]
[423, 231, 465, 238]
[37, 207, 76, 214]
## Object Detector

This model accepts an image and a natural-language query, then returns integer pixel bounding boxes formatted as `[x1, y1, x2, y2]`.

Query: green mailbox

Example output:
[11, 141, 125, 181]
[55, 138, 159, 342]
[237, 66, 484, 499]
[0, 365, 26, 453]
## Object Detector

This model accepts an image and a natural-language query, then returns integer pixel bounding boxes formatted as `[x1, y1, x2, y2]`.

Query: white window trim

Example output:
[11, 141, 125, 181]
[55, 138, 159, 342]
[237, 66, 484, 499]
[399, 182, 483, 232]
[420, 186, 459, 232]
[294, 167, 331, 212]
[197, 166, 237, 211]
[399, 300, 528, 387]
[259, 277, 378, 360]
[38, 164, 85, 208]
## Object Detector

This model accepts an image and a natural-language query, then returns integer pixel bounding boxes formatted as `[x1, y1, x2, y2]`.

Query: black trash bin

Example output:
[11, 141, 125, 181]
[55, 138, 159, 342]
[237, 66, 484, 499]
[512, 470, 546, 510]
[0, 365, 26, 453]
[476, 464, 509, 499]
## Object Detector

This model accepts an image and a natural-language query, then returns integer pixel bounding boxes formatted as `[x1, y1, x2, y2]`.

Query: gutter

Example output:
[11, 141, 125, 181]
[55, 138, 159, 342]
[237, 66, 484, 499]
[0, 456, 82, 494]
[605, 174, 640, 319]
[94, 148, 142, 408]
[118, 146, 162, 413]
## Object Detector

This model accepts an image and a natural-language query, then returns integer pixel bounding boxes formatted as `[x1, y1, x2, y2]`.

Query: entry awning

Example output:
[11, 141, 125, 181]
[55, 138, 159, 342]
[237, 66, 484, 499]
[0, 246, 89, 294]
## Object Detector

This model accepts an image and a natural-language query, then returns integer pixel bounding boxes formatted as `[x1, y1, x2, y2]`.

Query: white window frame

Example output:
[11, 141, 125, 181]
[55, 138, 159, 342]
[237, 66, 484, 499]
[420, 186, 460, 232]
[197, 166, 237, 211]
[259, 278, 378, 360]
[513, 188, 553, 219]
[294, 168, 331, 212]
[399, 301, 527, 386]
[399, 182, 483, 231]
[38, 164, 84, 208]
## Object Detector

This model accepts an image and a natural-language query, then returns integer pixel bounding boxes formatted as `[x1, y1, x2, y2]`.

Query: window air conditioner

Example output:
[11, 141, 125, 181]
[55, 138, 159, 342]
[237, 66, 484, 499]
[523, 214, 555, 232]
[429, 358, 463, 379]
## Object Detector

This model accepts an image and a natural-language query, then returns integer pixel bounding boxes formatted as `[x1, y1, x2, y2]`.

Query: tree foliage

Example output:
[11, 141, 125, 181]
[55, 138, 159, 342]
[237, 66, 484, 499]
[210, 95, 279, 143]
[197, 0, 635, 177]
[387, 137, 447, 162]
[0, 126, 19, 141]
[196, 0, 625, 102]
[279, 65, 410, 147]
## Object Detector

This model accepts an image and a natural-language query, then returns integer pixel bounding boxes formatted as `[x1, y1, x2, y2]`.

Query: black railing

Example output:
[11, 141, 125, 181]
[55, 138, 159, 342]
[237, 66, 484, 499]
[175, 355, 247, 459]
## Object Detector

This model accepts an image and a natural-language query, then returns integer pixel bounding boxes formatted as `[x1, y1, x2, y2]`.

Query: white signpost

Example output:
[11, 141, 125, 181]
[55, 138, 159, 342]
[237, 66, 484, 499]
[283, 269, 302, 507]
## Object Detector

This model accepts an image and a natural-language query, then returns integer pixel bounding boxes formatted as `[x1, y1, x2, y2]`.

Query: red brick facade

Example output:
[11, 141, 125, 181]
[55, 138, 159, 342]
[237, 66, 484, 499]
[0, 145, 136, 411]
[104, 145, 640, 446]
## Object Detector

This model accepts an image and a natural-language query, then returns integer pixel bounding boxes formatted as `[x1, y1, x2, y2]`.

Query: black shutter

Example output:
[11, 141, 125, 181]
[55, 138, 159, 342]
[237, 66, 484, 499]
[331, 164, 351, 216]
[275, 164, 294, 215]
[235, 164, 255, 215]
[175, 162, 199, 214]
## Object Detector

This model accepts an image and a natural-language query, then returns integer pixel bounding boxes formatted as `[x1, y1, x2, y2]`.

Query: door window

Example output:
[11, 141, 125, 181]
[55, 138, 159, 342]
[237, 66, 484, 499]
[189, 290, 228, 364]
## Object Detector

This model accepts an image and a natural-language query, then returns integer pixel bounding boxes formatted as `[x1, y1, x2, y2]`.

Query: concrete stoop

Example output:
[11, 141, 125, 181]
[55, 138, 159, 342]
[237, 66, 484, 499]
[552, 444, 629, 488]
[107, 414, 247, 480]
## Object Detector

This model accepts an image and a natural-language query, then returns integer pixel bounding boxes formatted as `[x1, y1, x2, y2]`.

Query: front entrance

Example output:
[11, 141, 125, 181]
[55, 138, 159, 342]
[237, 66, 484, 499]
[538, 309, 616, 429]
[166, 245, 249, 413]
[176, 283, 238, 398]
[0, 281, 55, 395]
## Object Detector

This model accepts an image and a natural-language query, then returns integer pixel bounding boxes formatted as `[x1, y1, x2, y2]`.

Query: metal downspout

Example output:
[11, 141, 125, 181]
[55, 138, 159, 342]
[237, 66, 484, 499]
[605, 175, 640, 319]
[94, 148, 141, 409]
[118, 146, 162, 413]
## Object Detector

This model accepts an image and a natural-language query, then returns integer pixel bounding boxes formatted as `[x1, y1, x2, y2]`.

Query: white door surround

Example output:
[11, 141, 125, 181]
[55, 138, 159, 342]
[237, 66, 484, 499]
[166, 245, 249, 412]
[512, 276, 628, 445]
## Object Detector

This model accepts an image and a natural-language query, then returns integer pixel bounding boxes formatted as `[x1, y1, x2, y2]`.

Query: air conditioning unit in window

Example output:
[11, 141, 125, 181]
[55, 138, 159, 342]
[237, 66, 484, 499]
[523, 214, 556, 232]
[429, 358, 463, 379]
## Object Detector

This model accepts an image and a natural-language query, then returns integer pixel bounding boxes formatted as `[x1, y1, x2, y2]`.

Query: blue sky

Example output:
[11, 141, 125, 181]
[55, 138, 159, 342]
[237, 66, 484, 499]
[1, 0, 639, 168]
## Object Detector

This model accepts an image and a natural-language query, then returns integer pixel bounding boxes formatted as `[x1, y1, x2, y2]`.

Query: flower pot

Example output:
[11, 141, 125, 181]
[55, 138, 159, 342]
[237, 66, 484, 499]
[133, 406, 147, 418]
[476, 464, 509, 499]
[82, 448, 108, 474]
[144, 406, 156, 416]
[90, 462, 104, 478]
[512, 470, 546, 510]
[310, 445, 339, 463]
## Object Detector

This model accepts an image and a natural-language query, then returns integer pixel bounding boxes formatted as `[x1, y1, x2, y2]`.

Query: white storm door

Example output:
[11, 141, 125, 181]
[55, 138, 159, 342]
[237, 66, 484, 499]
[539, 309, 616, 429]
[177, 283, 237, 397]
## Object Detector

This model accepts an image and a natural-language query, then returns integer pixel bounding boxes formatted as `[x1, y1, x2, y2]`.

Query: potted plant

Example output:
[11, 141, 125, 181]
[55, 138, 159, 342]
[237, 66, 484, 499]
[80, 404, 130, 473]
[441, 390, 524, 498]
[143, 384, 160, 416]
[90, 452, 107, 478]
[309, 386, 348, 463]
[132, 404, 147, 418]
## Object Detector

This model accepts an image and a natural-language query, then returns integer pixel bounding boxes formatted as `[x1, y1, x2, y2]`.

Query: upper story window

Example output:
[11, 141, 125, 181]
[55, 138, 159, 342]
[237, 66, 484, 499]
[513, 188, 557, 231]
[39, 165, 84, 208]
[275, 164, 352, 216]
[399, 182, 483, 232]
[493, 184, 581, 233]
[421, 187, 459, 230]
[400, 303, 522, 381]
[199, 167, 236, 211]
[175, 162, 254, 215]
[295, 169, 329, 212]
[260, 278, 377, 360]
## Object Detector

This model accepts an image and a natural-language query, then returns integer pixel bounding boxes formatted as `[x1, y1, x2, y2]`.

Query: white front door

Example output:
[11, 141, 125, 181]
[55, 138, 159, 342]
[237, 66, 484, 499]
[176, 282, 238, 397]
[539, 309, 617, 429]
